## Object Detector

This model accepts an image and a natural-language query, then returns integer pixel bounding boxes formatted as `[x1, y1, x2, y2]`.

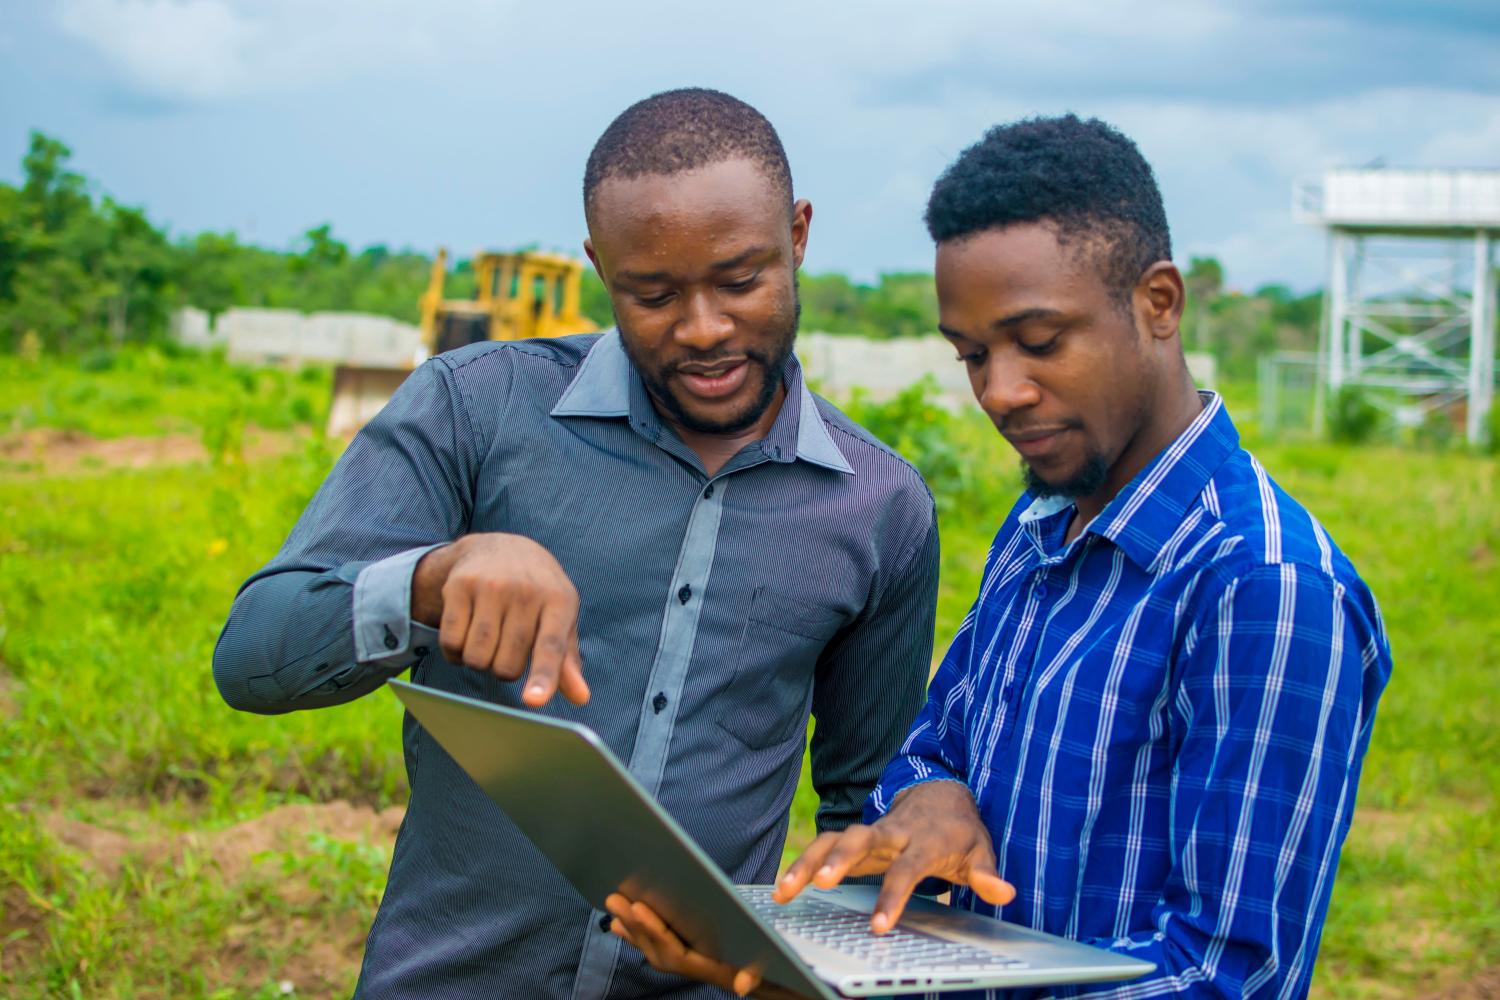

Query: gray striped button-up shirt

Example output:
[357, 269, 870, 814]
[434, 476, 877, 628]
[214, 331, 939, 998]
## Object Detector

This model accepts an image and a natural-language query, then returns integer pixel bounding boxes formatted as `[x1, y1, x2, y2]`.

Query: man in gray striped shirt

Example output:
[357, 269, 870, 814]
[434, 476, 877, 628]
[213, 88, 939, 998]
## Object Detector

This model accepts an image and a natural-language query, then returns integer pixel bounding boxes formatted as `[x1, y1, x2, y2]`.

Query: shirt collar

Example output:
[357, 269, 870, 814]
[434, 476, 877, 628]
[550, 329, 854, 476]
[550, 329, 633, 417]
[1018, 391, 1239, 571]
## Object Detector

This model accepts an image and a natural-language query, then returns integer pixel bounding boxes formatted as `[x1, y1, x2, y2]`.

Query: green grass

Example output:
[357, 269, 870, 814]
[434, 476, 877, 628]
[0, 349, 1495, 996]
[0, 346, 329, 441]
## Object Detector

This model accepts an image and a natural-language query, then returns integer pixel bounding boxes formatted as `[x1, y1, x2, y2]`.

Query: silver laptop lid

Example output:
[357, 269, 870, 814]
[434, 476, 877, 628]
[386, 679, 839, 999]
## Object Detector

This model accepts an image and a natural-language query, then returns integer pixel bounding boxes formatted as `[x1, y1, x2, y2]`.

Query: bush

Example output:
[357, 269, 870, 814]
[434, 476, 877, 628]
[841, 377, 967, 508]
[1327, 385, 1384, 444]
[78, 349, 117, 373]
[1413, 409, 1458, 452]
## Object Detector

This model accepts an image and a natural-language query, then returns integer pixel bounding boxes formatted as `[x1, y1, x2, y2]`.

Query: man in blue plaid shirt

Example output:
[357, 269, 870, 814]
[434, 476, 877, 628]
[611, 116, 1392, 999]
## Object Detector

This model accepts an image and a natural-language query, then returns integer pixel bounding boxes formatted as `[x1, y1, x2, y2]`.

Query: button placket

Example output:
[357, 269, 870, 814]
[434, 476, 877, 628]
[999, 561, 1055, 750]
[571, 477, 727, 1000]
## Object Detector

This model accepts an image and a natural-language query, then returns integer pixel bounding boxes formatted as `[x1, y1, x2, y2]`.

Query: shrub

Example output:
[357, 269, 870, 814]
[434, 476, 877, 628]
[1327, 385, 1384, 444]
[78, 349, 116, 373]
[842, 377, 967, 508]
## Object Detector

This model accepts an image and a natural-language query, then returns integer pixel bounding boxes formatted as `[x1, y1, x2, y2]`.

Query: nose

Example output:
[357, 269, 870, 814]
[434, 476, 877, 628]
[673, 290, 734, 352]
[976, 354, 1041, 421]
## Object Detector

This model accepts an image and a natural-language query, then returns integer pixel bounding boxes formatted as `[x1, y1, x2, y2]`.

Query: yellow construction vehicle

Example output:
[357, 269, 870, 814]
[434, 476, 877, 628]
[328, 248, 600, 435]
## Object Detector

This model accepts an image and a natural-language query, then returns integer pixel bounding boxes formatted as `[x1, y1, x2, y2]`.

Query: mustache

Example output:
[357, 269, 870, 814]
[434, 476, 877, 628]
[665, 348, 777, 372]
[998, 419, 1081, 436]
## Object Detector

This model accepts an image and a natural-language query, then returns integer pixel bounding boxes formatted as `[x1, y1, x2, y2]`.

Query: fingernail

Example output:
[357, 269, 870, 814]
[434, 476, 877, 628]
[527, 684, 544, 697]
[816, 865, 833, 878]
[780, 872, 796, 884]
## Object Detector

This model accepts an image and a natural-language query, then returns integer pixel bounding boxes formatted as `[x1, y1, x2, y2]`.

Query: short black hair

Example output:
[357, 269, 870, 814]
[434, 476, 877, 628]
[583, 88, 792, 221]
[925, 115, 1172, 299]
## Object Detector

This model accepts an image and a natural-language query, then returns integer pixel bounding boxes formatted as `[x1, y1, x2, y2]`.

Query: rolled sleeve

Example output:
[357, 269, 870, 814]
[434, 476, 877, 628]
[353, 544, 446, 665]
[213, 357, 490, 714]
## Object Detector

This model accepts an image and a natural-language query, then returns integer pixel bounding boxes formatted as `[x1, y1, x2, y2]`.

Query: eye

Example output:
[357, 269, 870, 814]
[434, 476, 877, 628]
[1019, 337, 1059, 357]
[955, 346, 987, 366]
[721, 274, 759, 293]
[635, 292, 675, 308]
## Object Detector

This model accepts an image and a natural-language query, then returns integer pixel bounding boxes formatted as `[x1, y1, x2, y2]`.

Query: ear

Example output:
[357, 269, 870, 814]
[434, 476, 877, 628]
[1136, 261, 1185, 342]
[583, 238, 607, 287]
[790, 199, 813, 271]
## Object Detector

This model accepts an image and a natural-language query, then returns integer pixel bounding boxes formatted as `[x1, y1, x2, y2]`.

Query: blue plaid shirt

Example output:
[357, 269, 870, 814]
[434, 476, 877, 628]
[867, 393, 1391, 999]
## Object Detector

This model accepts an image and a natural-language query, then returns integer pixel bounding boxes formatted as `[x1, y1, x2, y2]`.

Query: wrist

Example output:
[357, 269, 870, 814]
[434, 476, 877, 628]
[889, 777, 973, 817]
[411, 542, 459, 625]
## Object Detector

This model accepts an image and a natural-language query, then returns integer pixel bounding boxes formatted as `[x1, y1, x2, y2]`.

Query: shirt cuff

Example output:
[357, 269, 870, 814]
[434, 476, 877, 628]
[353, 544, 446, 665]
[863, 760, 968, 823]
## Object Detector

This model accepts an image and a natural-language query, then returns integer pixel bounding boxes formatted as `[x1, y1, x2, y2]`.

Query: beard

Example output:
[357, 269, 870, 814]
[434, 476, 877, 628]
[619, 292, 800, 436]
[1022, 452, 1109, 500]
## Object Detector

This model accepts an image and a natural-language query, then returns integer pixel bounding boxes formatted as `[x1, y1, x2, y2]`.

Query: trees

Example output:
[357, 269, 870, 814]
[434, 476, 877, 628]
[799, 271, 939, 339]
[0, 133, 175, 351]
[1181, 255, 1323, 379]
[0, 133, 1325, 361]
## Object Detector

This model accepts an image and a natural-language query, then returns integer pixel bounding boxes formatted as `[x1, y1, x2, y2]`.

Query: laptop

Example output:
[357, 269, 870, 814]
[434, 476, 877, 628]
[387, 679, 1153, 998]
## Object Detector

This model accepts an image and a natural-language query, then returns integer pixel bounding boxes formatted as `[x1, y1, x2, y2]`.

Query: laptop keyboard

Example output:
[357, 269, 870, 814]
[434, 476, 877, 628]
[738, 887, 1028, 973]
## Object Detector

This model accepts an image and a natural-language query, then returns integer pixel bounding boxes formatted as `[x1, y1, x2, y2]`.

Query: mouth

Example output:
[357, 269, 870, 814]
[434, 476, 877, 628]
[1003, 426, 1072, 460]
[675, 359, 750, 401]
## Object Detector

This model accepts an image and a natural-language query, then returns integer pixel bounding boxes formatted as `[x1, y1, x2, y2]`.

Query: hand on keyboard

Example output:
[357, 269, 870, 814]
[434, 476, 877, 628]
[774, 780, 1015, 934]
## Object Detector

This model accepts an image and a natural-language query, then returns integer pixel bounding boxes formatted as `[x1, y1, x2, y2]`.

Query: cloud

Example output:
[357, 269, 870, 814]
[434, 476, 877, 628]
[1101, 87, 1500, 288]
[50, 1, 1500, 112]
[52, 0, 516, 103]
[55, 0, 263, 101]
[24, 0, 1500, 289]
[860, 2, 1499, 109]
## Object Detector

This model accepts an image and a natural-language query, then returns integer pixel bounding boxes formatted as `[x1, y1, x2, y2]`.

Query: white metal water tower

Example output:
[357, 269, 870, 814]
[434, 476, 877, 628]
[1293, 168, 1499, 445]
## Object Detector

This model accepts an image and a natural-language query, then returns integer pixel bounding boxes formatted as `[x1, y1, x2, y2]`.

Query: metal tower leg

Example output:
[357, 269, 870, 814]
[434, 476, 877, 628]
[1469, 231, 1495, 447]
[1328, 231, 1348, 393]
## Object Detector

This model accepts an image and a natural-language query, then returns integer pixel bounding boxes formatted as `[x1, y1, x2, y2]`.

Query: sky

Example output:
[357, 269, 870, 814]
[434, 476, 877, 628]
[1, 0, 1497, 292]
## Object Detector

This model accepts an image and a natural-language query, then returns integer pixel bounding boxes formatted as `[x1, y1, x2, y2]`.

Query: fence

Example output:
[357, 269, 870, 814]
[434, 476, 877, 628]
[173, 308, 424, 369]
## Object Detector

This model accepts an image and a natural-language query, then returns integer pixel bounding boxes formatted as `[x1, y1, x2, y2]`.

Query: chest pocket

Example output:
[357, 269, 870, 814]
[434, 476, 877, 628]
[716, 586, 846, 750]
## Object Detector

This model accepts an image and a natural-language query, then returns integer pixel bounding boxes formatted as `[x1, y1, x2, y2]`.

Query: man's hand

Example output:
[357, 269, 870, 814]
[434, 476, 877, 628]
[411, 533, 589, 708]
[604, 893, 763, 997]
[774, 779, 1014, 933]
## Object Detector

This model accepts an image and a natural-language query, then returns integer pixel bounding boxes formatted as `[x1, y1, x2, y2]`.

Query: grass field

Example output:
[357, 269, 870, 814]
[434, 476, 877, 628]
[0, 348, 1495, 997]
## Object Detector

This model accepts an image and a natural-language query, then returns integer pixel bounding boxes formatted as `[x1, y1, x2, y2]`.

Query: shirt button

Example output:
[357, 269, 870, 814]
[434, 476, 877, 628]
[703, 483, 714, 499]
[598, 913, 612, 933]
[414, 646, 429, 658]
[677, 583, 692, 604]
[383, 626, 399, 650]
[652, 692, 669, 714]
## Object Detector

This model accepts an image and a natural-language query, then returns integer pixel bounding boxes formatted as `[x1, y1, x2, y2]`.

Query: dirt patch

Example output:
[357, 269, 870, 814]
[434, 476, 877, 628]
[1417, 965, 1500, 999]
[45, 800, 404, 884]
[214, 912, 366, 997]
[0, 887, 49, 975]
[0, 427, 302, 475]
[34, 801, 404, 996]
[180, 800, 404, 885]
[1350, 806, 1423, 853]
[0, 669, 18, 721]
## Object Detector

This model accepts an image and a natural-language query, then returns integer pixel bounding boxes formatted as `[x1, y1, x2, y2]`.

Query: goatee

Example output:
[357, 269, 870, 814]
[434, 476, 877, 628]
[1023, 453, 1109, 500]
[620, 296, 800, 436]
